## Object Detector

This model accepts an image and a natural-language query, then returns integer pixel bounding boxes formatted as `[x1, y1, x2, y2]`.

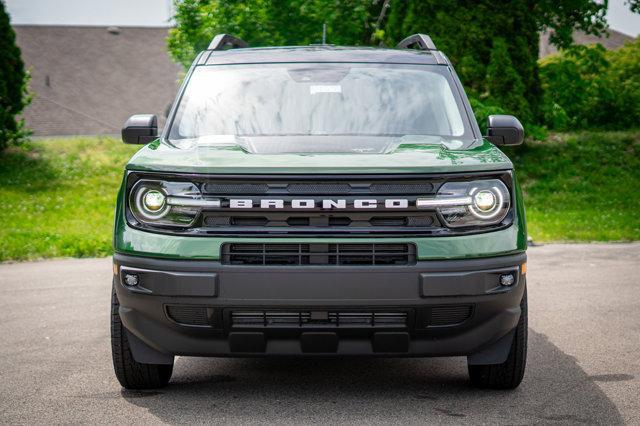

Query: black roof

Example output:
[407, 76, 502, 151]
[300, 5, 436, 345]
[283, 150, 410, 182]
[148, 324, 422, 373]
[198, 46, 444, 66]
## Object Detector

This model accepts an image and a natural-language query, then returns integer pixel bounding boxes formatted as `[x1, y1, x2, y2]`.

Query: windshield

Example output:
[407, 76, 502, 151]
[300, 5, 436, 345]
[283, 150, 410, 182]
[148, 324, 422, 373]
[168, 63, 473, 147]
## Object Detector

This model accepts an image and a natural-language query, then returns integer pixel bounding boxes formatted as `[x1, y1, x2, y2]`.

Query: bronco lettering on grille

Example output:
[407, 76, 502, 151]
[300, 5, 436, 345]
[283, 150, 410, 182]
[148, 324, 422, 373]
[227, 199, 410, 209]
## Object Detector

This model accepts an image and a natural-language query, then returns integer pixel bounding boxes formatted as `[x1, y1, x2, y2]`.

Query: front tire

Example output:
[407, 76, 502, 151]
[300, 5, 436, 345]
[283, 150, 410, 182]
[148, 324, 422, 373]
[468, 288, 527, 389]
[111, 285, 173, 389]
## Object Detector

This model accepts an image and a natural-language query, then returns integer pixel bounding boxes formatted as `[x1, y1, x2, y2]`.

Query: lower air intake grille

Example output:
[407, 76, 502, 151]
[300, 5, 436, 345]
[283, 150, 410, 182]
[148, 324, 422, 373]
[428, 305, 473, 326]
[166, 306, 210, 326]
[221, 243, 416, 266]
[231, 311, 408, 329]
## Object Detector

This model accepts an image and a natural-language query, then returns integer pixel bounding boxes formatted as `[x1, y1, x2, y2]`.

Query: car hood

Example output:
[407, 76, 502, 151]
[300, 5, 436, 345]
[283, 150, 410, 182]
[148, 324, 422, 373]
[126, 137, 512, 174]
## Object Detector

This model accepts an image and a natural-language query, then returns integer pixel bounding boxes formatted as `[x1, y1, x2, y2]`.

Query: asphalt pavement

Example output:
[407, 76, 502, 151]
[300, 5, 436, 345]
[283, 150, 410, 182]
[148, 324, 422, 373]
[0, 244, 639, 425]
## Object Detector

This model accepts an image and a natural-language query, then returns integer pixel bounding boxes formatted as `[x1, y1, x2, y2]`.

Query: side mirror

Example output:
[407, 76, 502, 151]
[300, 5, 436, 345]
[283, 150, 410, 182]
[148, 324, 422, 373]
[122, 114, 158, 144]
[486, 115, 524, 146]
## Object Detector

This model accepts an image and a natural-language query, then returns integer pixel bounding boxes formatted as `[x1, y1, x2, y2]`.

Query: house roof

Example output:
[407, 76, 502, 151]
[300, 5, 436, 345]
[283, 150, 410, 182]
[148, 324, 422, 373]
[539, 28, 636, 57]
[13, 25, 181, 136]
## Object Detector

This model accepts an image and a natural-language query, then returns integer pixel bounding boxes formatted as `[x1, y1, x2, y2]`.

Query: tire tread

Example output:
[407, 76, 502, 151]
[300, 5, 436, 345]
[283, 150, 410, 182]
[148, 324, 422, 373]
[468, 288, 527, 389]
[111, 285, 173, 389]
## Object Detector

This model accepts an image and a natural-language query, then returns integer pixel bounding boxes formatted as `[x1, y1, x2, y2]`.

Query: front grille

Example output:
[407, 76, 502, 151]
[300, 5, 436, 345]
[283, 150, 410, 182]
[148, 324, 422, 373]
[166, 305, 210, 326]
[287, 183, 352, 194]
[221, 243, 416, 266]
[428, 305, 473, 326]
[203, 183, 269, 194]
[126, 172, 514, 236]
[369, 183, 434, 193]
[231, 310, 408, 329]
[202, 180, 440, 195]
[203, 212, 440, 229]
[199, 176, 446, 235]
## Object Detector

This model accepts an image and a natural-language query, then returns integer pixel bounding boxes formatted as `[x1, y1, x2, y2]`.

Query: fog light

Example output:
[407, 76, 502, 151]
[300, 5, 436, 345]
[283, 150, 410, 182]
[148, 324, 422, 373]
[124, 273, 139, 286]
[499, 273, 515, 286]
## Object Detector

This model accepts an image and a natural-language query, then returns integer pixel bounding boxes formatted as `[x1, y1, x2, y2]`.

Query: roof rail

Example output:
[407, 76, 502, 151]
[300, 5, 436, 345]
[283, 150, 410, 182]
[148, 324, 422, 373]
[208, 34, 249, 51]
[396, 34, 437, 51]
[396, 33, 447, 65]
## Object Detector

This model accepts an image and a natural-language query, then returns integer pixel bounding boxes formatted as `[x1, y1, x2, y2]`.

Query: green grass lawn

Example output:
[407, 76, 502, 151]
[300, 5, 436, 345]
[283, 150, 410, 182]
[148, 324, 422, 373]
[505, 131, 640, 242]
[0, 137, 139, 261]
[0, 131, 638, 261]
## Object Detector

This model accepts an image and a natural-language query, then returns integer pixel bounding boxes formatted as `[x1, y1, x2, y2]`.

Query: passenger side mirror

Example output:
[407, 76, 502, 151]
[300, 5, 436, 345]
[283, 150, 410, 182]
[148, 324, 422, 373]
[122, 114, 158, 144]
[486, 115, 524, 146]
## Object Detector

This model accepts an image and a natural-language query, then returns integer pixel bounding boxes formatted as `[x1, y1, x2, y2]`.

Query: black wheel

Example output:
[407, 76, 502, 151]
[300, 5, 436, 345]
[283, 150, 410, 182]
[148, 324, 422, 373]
[468, 288, 527, 389]
[111, 285, 173, 389]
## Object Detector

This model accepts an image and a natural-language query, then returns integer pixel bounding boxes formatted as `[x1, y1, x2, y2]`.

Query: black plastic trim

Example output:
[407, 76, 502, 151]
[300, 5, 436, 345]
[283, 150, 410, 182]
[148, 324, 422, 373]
[123, 170, 515, 238]
[113, 253, 527, 358]
[114, 251, 525, 270]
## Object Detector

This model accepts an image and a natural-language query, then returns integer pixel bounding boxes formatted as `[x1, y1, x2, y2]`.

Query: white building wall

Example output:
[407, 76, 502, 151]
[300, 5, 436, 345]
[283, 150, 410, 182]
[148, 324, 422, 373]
[4, 0, 174, 27]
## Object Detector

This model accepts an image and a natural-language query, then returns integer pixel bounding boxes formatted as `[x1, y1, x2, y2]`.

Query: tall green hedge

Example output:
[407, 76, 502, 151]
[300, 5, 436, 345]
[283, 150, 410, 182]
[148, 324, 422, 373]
[540, 38, 640, 130]
[0, 1, 30, 151]
[486, 38, 532, 124]
[168, 0, 609, 126]
[167, 0, 379, 68]
[0, 1, 29, 151]
[167, 1, 640, 133]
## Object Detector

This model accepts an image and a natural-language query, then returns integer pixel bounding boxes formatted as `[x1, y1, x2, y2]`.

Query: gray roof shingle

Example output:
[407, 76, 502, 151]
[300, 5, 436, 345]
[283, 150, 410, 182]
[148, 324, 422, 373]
[540, 29, 636, 58]
[13, 25, 181, 136]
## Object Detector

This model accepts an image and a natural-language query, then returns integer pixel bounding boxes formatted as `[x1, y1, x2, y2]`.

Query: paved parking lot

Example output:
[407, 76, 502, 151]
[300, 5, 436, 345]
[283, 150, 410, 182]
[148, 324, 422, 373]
[1, 244, 638, 424]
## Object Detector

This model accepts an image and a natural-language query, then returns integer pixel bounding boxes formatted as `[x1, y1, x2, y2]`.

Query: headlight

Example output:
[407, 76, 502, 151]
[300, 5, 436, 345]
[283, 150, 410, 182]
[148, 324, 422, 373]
[129, 179, 218, 227]
[417, 179, 510, 227]
[472, 190, 496, 213]
[134, 189, 168, 221]
[143, 190, 165, 212]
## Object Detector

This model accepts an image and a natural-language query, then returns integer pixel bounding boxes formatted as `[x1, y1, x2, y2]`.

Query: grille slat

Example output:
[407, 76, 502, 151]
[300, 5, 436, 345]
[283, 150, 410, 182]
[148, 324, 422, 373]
[231, 311, 408, 329]
[202, 212, 439, 229]
[222, 243, 416, 266]
[166, 306, 210, 326]
[203, 183, 269, 194]
[202, 180, 442, 196]
[369, 183, 434, 194]
[429, 305, 473, 326]
[287, 183, 352, 194]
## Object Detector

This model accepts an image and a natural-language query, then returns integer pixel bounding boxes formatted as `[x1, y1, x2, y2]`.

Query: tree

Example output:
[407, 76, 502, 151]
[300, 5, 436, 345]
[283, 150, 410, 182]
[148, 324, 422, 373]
[384, 0, 608, 121]
[0, 1, 30, 151]
[168, 0, 383, 68]
[539, 39, 640, 129]
[167, 0, 612, 125]
[486, 38, 531, 123]
[625, 0, 639, 14]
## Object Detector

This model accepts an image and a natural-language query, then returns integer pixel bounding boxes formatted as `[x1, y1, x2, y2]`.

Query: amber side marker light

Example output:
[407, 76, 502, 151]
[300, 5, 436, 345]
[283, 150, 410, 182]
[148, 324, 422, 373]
[521, 262, 527, 275]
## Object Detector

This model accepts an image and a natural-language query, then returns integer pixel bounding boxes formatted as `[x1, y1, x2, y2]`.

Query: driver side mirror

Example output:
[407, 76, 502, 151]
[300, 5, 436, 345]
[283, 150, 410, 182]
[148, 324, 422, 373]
[486, 115, 524, 146]
[122, 114, 158, 144]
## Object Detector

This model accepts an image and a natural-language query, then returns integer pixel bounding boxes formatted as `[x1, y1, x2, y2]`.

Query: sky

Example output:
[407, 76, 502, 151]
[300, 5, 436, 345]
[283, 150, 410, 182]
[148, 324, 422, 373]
[607, 0, 640, 36]
[4, 0, 175, 27]
[4, 0, 640, 36]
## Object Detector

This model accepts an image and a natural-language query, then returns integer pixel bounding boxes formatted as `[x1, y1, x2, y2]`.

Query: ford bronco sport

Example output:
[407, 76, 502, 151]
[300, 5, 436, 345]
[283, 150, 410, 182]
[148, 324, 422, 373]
[112, 34, 527, 390]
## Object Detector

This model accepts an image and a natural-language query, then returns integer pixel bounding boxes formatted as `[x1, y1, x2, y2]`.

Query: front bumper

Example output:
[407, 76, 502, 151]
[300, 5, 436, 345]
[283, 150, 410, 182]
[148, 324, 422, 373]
[113, 251, 526, 359]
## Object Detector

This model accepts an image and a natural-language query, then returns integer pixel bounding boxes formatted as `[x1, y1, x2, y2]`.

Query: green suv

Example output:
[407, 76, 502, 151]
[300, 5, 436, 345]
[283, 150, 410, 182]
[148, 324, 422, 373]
[111, 34, 527, 390]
